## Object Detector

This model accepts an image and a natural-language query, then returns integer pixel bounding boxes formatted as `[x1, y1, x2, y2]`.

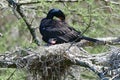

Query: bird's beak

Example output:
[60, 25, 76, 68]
[58, 17, 65, 21]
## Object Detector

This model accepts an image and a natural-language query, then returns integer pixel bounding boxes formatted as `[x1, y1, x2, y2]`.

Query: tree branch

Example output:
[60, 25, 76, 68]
[7, 69, 17, 80]
[0, 43, 120, 79]
[6, 0, 40, 46]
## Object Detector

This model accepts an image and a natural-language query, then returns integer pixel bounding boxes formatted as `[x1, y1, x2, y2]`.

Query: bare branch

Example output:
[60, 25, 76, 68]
[0, 43, 120, 79]
[7, 69, 17, 80]
[66, 4, 94, 50]
[6, 0, 40, 46]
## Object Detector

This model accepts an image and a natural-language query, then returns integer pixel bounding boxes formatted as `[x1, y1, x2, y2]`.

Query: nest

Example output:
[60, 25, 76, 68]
[27, 54, 72, 80]
[16, 44, 84, 80]
[0, 43, 90, 80]
[106, 47, 120, 77]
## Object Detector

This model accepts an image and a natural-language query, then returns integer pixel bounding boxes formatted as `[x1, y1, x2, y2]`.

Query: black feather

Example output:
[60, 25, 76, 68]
[39, 9, 99, 44]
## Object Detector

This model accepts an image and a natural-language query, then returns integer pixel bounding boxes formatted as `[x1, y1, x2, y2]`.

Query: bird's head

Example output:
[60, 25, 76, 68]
[46, 8, 65, 21]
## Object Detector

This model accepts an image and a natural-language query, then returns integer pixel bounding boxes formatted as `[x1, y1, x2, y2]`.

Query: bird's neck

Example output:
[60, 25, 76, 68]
[46, 13, 54, 19]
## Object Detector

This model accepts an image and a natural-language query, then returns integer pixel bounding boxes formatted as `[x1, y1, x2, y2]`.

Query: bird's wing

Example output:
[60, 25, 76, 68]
[40, 19, 81, 43]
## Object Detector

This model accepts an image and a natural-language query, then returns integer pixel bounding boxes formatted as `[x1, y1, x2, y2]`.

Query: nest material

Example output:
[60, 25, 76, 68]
[27, 55, 71, 80]
[17, 44, 85, 80]
[1, 43, 120, 80]
[106, 47, 120, 77]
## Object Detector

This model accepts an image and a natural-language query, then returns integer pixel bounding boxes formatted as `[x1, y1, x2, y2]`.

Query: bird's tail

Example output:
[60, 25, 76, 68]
[81, 36, 100, 42]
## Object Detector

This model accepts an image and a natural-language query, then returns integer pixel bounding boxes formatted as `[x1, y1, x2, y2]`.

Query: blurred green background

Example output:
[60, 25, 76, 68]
[0, 0, 120, 80]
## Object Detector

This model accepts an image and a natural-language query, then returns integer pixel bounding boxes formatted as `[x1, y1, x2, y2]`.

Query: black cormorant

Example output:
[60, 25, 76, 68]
[39, 9, 100, 45]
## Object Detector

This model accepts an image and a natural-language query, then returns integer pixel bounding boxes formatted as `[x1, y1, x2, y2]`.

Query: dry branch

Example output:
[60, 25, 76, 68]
[0, 43, 120, 80]
[6, 0, 40, 46]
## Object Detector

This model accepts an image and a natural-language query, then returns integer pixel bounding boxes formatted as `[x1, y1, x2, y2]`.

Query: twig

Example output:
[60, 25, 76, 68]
[19, 1, 41, 6]
[6, 0, 40, 46]
[111, 73, 120, 80]
[7, 69, 17, 80]
[67, 4, 93, 50]
[102, 0, 120, 5]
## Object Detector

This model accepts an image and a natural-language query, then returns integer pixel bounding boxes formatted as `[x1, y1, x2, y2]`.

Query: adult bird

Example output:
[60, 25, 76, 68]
[39, 8, 100, 45]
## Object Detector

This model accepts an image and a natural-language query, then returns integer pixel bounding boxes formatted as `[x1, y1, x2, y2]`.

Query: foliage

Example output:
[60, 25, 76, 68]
[0, 0, 120, 80]
[0, 68, 26, 80]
